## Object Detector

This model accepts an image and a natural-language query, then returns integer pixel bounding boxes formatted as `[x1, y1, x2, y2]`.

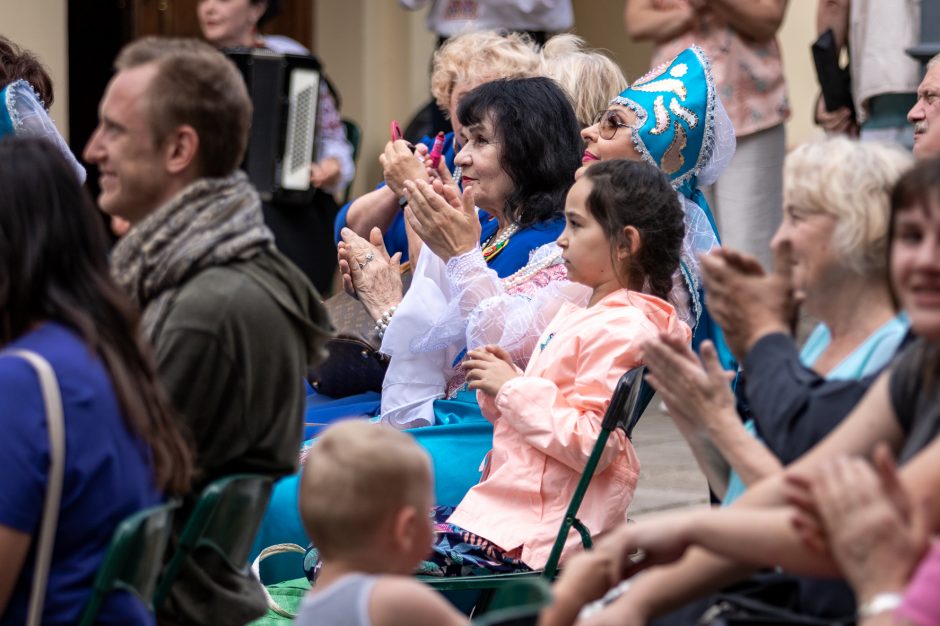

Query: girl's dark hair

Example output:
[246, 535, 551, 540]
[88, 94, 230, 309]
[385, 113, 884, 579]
[0, 137, 193, 496]
[582, 159, 685, 300]
[457, 76, 582, 227]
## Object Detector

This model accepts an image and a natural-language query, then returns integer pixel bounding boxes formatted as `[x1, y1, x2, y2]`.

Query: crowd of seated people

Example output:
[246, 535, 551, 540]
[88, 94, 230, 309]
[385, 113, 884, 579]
[3, 12, 940, 626]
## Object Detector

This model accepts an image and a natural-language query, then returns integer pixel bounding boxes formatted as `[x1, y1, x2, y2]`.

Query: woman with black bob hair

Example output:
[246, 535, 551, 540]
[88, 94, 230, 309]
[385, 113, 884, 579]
[455, 75, 584, 228]
[342, 75, 581, 327]
[0, 137, 194, 624]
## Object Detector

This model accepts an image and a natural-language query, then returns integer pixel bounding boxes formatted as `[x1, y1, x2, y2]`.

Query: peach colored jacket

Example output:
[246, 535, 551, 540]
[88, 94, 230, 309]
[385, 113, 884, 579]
[447, 290, 691, 569]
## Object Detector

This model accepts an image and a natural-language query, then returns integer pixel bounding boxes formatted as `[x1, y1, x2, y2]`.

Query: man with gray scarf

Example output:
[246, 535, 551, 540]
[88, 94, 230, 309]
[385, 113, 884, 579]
[83, 37, 331, 625]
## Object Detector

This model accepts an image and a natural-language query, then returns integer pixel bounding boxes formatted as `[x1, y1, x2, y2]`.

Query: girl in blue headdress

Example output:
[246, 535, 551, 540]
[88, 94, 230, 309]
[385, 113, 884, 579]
[580, 45, 736, 365]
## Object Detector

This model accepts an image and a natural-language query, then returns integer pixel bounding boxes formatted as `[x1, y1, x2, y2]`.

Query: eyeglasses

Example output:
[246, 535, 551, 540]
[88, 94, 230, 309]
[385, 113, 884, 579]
[592, 109, 635, 140]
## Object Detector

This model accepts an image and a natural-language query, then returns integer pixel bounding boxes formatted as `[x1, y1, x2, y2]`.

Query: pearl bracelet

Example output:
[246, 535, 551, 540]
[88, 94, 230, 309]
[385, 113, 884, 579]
[374, 306, 397, 339]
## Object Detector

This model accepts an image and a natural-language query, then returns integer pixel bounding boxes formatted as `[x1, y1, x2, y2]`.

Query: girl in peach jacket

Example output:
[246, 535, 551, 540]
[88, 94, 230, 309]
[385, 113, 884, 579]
[423, 159, 692, 576]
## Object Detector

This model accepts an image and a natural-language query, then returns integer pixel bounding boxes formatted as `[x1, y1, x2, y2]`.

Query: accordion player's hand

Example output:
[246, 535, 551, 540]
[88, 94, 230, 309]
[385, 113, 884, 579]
[310, 158, 341, 190]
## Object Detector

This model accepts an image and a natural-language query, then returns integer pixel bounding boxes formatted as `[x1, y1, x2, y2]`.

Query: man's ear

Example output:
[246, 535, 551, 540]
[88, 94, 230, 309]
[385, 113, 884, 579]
[163, 125, 200, 176]
[618, 225, 641, 260]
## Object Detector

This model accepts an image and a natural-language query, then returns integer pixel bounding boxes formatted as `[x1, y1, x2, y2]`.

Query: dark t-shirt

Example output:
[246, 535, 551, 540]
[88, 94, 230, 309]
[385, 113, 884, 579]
[889, 338, 940, 462]
[0, 323, 160, 625]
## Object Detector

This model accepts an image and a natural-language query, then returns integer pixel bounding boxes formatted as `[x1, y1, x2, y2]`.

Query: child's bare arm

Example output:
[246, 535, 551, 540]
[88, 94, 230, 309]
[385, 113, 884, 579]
[371, 577, 468, 626]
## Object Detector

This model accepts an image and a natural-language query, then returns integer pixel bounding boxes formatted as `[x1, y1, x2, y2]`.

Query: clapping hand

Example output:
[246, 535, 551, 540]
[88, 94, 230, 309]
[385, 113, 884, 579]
[380, 139, 428, 196]
[403, 178, 480, 262]
[642, 336, 736, 431]
[337, 226, 403, 321]
[701, 241, 801, 361]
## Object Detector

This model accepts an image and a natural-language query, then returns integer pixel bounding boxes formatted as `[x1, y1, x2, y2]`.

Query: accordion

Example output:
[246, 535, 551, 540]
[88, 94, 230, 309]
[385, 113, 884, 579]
[226, 50, 322, 205]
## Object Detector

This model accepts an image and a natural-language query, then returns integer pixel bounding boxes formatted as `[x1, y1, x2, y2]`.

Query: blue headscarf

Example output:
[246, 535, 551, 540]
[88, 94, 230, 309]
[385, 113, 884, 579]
[1, 79, 86, 183]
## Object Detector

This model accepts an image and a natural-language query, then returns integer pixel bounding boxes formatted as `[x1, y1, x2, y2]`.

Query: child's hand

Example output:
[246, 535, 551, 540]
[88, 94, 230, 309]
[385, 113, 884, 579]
[464, 346, 519, 397]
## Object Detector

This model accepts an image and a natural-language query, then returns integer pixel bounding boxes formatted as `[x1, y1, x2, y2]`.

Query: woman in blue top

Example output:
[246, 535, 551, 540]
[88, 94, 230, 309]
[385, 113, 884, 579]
[0, 138, 194, 625]
[334, 30, 544, 267]
[339, 76, 580, 329]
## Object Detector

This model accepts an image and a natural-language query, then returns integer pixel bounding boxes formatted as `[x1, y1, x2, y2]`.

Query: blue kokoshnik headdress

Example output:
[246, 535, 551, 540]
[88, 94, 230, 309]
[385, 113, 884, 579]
[612, 46, 737, 367]
[611, 45, 727, 197]
[1, 79, 86, 183]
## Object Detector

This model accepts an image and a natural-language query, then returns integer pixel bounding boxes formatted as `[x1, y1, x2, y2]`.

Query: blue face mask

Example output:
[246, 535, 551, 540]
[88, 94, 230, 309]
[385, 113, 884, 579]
[610, 46, 717, 195]
[1, 79, 86, 183]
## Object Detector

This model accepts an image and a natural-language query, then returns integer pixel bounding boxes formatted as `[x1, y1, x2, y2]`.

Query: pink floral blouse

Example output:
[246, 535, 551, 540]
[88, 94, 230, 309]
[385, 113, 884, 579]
[652, 6, 790, 137]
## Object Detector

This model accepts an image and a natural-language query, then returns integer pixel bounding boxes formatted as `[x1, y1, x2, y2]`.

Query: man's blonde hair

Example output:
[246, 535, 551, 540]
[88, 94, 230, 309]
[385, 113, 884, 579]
[784, 137, 913, 276]
[540, 34, 628, 128]
[430, 30, 541, 115]
[300, 421, 432, 559]
[115, 37, 251, 178]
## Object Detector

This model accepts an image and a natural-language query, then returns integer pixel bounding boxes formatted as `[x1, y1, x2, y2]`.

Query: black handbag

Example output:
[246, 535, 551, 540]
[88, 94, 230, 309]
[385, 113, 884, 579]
[307, 271, 412, 398]
[700, 593, 851, 626]
[696, 573, 853, 626]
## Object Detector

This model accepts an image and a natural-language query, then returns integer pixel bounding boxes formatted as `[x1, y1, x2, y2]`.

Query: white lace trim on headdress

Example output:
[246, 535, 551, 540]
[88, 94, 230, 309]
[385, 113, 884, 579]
[3, 79, 86, 183]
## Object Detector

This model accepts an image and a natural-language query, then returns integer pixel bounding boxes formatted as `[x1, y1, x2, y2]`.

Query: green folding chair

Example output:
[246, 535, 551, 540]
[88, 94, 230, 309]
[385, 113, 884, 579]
[77, 500, 180, 626]
[341, 118, 362, 205]
[421, 366, 653, 613]
[470, 577, 553, 626]
[153, 474, 275, 611]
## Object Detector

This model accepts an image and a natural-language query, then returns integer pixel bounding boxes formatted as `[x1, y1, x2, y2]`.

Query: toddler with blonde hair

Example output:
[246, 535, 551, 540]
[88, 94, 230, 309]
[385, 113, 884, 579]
[295, 421, 465, 626]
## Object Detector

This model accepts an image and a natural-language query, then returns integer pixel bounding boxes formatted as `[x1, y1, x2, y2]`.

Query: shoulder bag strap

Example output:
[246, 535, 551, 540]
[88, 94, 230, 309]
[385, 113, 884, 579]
[6, 349, 66, 626]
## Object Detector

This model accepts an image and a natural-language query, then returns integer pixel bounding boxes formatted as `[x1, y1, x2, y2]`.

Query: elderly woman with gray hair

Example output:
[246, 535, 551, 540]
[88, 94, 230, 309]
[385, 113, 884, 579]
[643, 136, 913, 506]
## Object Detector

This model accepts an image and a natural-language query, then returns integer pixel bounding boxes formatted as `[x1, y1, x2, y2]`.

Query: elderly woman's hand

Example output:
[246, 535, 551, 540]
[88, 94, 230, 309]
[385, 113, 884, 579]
[337, 227, 404, 321]
[403, 179, 480, 262]
[700, 243, 799, 361]
[379, 140, 428, 196]
[642, 336, 736, 434]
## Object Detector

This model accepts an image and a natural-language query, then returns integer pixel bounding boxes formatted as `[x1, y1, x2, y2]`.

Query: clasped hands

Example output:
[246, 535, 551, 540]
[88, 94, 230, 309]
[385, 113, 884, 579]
[463, 345, 520, 398]
[784, 444, 930, 603]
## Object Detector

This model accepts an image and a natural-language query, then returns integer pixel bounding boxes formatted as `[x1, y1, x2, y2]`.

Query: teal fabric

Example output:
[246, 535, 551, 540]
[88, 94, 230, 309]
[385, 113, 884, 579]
[723, 314, 909, 504]
[0, 98, 12, 138]
[799, 314, 909, 379]
[420, 390, 493, 507]
[862, 93, 917, 131]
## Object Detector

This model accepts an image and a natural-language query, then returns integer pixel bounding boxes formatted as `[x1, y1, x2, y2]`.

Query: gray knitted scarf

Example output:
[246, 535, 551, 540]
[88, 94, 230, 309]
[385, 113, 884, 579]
[111, 171, 275, 340]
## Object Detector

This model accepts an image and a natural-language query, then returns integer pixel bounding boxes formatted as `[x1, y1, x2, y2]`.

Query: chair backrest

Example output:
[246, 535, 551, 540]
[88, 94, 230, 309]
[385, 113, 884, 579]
[341, 118, 362, 205]
[613, 366, 654, 440]
[153, 474, 274, 610]
[77, 501, 180, 626]
[471, 578, 552, 626]
[541, 365, 650, 579]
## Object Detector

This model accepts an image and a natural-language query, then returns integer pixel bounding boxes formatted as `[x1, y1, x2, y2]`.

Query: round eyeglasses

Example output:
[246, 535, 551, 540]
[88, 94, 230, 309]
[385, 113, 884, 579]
[592, 109, 635, 141]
